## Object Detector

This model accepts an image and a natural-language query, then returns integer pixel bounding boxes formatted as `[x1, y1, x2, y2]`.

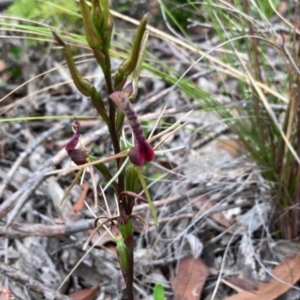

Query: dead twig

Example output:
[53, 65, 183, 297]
[0, 262, 72, 300]
[2, 158, 53, 226]
[0, 126, 108, 225]
[0, 120, 69, 199]
[0, 219, 94, 238]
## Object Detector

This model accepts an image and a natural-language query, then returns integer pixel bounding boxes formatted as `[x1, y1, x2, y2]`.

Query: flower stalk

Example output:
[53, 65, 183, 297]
[57, 3, 156, 299]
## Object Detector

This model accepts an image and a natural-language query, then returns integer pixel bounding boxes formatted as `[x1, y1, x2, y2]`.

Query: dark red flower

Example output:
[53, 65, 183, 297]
[110, 91, 155, 166]
[65, 118, 88, 165]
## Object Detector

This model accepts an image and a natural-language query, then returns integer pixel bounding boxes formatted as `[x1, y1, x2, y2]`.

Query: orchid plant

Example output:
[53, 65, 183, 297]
[53, 1, 157, 298]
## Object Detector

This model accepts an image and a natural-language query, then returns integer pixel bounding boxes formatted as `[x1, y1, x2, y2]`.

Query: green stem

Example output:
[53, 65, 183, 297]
[90, 90, 109, 124]
[118, 219, 134, 300]
[136, 166, 158, 225]
[101, 50, 126, 196]
[102, 51, 117, 146]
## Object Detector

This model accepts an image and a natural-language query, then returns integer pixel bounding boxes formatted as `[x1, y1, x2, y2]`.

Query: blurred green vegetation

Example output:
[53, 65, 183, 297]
[7, 0, 80, 26]
[112, 0, 193, 30]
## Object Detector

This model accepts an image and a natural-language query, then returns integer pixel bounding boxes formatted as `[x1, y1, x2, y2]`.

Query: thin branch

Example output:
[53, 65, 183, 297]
[0, 126, 108, 225]
[0, 219, 94, 239]
[0, 262, 72, 300]
[0, 120, 69, 199]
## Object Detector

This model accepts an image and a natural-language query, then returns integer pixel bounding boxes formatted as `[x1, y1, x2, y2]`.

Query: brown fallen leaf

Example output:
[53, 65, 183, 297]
[217, 139, 246, 158]
[0, 286, 14, 300]
[277, 1, 287, 15]
[170, 257, 209, 300]
[0, 60, 9, 82]
[225, 253, 300, 300]
[68, 280, 100, 300]
[73, 182, 89, 212]
[88, 228, 117, 255]
[193, 195, 233, 228]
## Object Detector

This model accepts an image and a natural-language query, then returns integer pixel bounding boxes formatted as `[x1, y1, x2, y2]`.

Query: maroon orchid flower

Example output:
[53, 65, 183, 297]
[109, 91, 154, 166]
[65, 118, 88, 165]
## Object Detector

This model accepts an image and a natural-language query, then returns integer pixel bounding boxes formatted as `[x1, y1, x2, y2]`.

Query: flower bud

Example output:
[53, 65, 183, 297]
[53, 32, 95, 97]
[114, 15, 148, 89]
[79, 0, 103, 50]
[92, 0, 113, 51]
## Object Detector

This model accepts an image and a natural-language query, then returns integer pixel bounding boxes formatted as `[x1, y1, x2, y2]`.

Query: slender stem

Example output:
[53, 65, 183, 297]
[103, 51, 118, 149]
[101, 50, 126, 196]
[126, 247, 134, 300]
[103, 50, 113, 94]
[92, 48, 118, 156]
[90, 91, 110, 125]
[0, 262, 72, 300]
[118, 219, 134, 300]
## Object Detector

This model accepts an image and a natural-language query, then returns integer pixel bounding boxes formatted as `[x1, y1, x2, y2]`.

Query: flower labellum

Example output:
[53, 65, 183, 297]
[110, 91, 154, 166]
[65, 118, 88, 165]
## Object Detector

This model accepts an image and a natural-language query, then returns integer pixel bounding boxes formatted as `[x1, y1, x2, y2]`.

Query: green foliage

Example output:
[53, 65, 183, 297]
[153, 283, 165, 300]
[164, 0, 192, 30]
[6, 0, 81, 46]
[9, 45, 23, 60]
[164, 0, 300, 239]
[7, 0, 79, 25]
[2, 45, 24, 81]
[256, 0, 280, 19]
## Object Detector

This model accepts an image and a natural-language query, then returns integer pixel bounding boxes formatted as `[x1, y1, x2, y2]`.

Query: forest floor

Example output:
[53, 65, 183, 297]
[0, 1, 300, 300]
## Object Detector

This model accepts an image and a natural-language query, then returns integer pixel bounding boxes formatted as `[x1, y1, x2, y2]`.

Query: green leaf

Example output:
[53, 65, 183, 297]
[135, 166, 158, 226]
[153, 283, 164, 300]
